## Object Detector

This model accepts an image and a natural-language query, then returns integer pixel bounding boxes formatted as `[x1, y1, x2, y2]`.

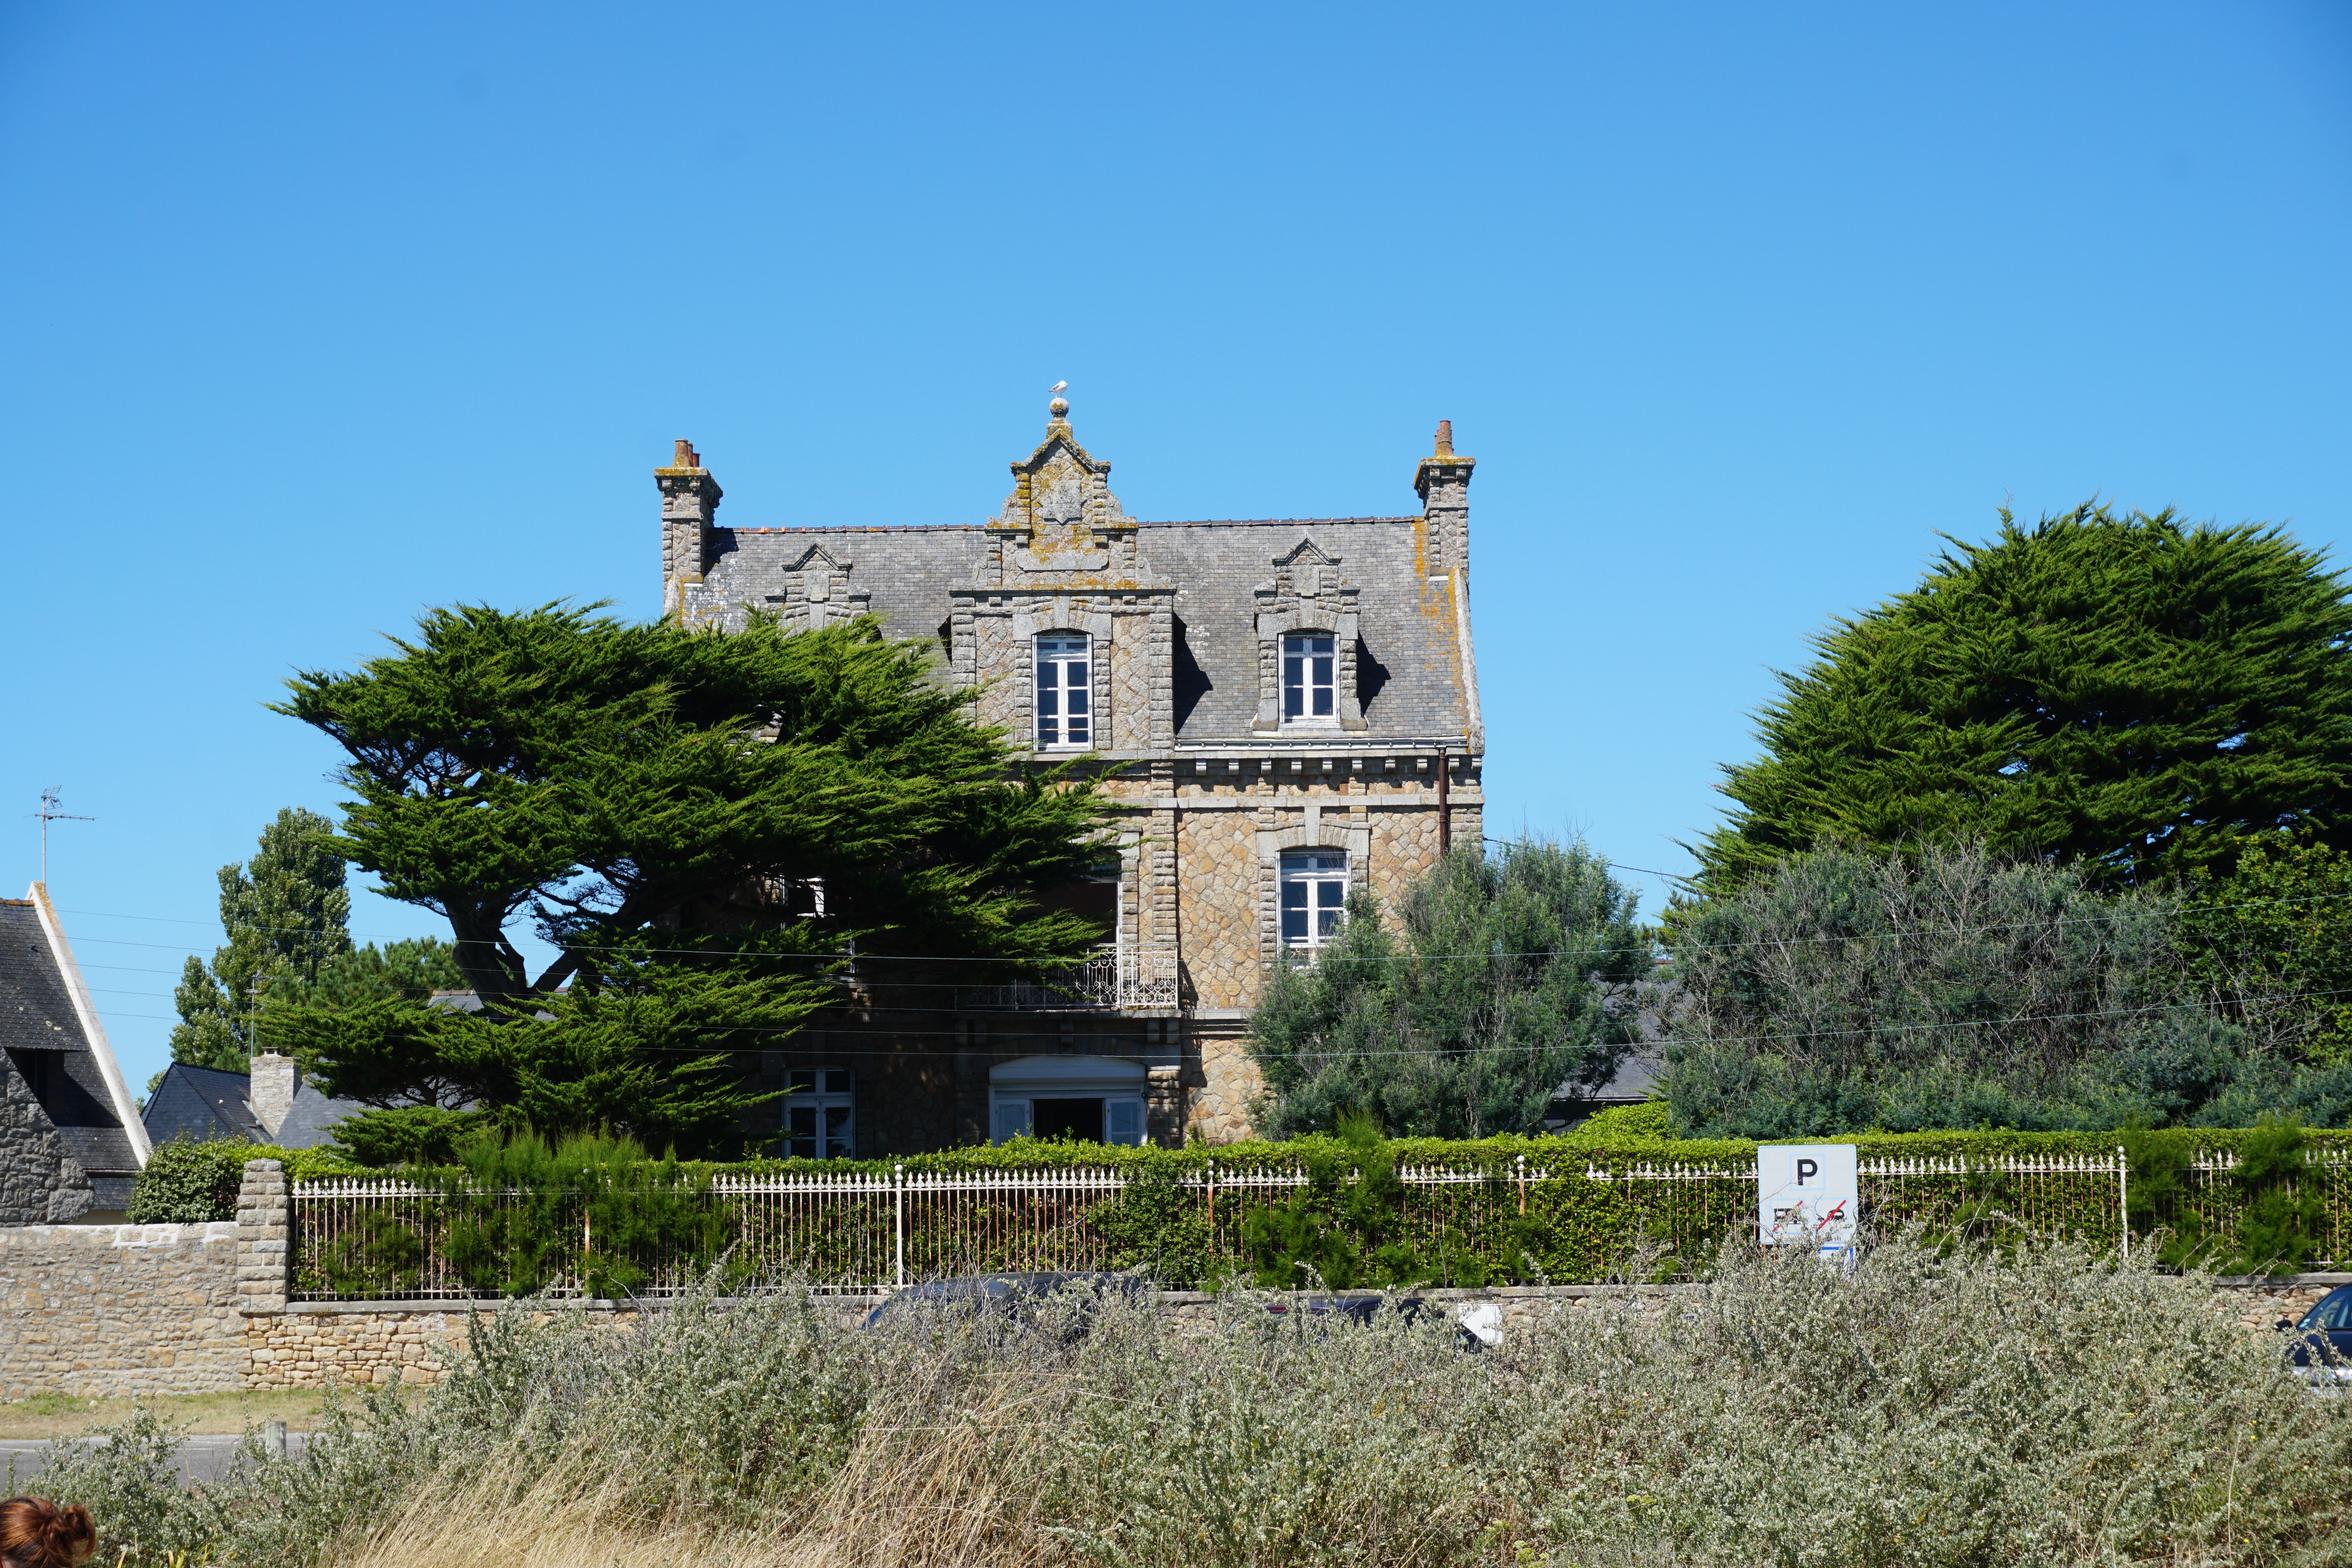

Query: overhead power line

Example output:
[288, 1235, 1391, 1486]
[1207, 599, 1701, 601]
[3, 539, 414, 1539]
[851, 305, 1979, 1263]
[55, 881, 2352, 969]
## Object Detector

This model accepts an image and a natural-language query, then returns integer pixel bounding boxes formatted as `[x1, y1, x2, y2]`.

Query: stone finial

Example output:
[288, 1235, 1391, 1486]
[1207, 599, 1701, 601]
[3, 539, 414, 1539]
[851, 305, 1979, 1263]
[1048, 397, 1070, 421]
[1435, 420, 1453, 456]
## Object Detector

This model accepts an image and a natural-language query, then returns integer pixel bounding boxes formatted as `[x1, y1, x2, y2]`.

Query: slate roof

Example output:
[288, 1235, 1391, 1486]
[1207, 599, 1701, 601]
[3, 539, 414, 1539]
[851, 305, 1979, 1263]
[694, 515, 1474, 747]
[0, 898, 142, 1180]
[142, 1062, 266, 1145]
[142, 1062, 366, 1151]
[273, 1079, 366, 1149]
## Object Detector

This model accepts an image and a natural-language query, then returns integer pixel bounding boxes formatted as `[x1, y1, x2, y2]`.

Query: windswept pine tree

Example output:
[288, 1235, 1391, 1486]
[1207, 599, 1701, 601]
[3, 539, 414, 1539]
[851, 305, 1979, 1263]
[268, 603, 1109, 1160]
[1694, 504, 2352, 895]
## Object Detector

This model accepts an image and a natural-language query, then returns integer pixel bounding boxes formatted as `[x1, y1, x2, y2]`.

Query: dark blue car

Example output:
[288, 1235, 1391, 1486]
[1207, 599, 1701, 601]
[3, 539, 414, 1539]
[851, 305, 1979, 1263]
[2281, 1284, 2352, 1380]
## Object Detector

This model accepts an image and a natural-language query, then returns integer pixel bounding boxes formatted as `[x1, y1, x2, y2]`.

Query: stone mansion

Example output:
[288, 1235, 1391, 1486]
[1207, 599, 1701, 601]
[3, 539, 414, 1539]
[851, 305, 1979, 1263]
[660, 400, 1485, 1152]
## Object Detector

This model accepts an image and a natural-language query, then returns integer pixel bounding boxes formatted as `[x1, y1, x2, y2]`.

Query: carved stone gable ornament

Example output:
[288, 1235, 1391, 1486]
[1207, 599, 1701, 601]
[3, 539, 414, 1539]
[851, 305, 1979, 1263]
[767, 544, 868, 626]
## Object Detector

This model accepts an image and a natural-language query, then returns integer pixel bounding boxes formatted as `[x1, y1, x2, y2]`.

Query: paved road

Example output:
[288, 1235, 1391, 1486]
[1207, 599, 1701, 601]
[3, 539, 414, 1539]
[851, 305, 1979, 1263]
[0, 1432, 316, 1488]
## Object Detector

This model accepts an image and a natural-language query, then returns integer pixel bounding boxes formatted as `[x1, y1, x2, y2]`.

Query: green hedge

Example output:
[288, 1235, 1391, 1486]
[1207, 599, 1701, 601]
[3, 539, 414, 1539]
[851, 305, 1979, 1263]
[653, 1122, 2352, 1183]
[275, 1124, 2352, 1293]
[128, 1138, 358, 1224]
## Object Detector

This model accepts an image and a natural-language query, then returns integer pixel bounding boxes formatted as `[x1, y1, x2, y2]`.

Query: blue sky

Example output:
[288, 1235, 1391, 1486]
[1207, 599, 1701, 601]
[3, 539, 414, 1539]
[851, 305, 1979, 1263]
[2, 1, 2347, 1091]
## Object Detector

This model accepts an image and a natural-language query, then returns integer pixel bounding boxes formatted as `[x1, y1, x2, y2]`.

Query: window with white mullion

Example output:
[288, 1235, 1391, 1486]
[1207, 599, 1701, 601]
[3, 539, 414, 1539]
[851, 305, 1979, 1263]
[1282, 633, 1336, 723]
[1035, 633, 1092, 748]
[1280, 850, 1348, 951]
[783, 1068, 855, 1159]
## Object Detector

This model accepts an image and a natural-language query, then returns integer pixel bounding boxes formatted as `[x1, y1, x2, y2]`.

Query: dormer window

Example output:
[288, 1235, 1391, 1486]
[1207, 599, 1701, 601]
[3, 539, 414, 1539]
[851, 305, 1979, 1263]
[1035, 633, 1091, 748]
[1282, 633, 1335, 722]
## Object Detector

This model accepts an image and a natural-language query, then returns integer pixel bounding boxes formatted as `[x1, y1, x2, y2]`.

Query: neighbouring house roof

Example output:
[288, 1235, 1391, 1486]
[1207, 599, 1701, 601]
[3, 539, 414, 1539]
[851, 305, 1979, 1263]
[1, 890, 147, 1172]
[142, 1062, 267, 1144]
[0, 887, 150, 1214]
[142, 1062, 368, 1152]
[271, 1077, 366, 1148]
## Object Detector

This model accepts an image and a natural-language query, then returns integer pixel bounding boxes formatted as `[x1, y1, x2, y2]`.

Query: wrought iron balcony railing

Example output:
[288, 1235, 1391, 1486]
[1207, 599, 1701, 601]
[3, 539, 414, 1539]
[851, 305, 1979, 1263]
[959, 950, 1180, 1011]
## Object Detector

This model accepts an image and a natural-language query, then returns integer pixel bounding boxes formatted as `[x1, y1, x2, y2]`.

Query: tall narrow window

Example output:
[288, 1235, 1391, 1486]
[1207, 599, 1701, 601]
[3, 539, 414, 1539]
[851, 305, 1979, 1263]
[1035, 633, 1091, 747]
[1280, 850, 1348, 950]
[783, 1068, 854, 1159]
[1282, 633, 1335, 721]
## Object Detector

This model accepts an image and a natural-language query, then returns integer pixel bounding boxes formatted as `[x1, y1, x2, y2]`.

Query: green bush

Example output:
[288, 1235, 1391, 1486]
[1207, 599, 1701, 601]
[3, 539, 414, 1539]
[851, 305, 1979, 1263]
[127, 1138, 354, 1223]
[1572, 1099, 1674, 1139]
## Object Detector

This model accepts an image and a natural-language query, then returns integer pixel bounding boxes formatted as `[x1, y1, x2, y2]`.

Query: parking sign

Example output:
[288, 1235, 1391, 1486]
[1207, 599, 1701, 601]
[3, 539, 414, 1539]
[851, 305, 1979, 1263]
[1757, 1144, 1858, 1257]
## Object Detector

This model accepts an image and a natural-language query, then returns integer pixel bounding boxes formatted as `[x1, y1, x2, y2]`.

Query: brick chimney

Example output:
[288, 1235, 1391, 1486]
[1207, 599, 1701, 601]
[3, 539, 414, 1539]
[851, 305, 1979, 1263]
[658, 439, 723, 620]
[249, 1049, 298, 1139]
[1414, 420, 1476, 581]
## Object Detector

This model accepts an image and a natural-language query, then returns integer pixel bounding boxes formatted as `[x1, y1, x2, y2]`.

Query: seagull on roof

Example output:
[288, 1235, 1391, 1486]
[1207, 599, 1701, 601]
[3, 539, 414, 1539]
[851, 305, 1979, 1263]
[1048, 380, 1067, 394]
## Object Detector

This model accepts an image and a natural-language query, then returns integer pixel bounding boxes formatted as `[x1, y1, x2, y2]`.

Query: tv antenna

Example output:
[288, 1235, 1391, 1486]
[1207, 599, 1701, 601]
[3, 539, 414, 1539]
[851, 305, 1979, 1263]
[29, 787, 93, 888]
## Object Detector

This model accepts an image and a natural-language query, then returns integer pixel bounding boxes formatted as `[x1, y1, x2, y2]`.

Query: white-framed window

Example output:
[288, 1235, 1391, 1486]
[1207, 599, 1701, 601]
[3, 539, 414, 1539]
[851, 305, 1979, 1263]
[1282, 632, 1336, 721]
[990, 1094, 1146, 1147]
[1035, 633, 1092, 747]
[1280, 850, 1348, 950]
[783, 1068, 854, 1159]
[987, 1055, 1150, 1148]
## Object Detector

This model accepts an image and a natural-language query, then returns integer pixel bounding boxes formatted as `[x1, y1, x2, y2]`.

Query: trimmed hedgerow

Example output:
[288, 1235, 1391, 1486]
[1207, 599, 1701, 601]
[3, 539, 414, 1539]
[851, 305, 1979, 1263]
[128, 1138, 356, 1223]
[299, 1124, 2351, 1289]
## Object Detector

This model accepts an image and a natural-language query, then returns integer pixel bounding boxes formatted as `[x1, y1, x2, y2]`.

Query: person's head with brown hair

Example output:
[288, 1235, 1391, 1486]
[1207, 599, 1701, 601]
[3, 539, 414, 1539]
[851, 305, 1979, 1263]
[0, 1499, 95, 1568]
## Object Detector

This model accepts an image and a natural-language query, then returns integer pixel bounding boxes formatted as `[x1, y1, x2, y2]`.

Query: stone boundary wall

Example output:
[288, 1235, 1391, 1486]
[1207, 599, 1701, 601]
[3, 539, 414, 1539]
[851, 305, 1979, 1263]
[0, 1159, 2343, 1398]
[0, 1221, 245, 1400]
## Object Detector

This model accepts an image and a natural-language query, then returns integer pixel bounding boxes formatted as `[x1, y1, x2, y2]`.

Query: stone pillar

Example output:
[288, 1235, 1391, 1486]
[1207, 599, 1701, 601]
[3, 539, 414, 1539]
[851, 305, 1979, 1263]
[657, 440, 723, 621]
[235, 1159, 289, 1316]
[249, 1051, 297, 1138]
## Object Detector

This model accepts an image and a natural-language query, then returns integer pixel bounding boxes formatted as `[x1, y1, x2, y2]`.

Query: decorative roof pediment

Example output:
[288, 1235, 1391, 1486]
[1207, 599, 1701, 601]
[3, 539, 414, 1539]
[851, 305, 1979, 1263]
[784, 543, 851, 574]
[965, 396, 1170, 591]
[1257, 536, 1355, 606]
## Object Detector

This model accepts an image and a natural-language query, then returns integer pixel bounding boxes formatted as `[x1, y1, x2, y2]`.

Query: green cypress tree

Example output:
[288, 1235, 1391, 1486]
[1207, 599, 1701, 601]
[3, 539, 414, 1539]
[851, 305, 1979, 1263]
[168, 807, 354, 1074]
[267, 603, 1108, 1160]
[1695, 504, 2352, 895]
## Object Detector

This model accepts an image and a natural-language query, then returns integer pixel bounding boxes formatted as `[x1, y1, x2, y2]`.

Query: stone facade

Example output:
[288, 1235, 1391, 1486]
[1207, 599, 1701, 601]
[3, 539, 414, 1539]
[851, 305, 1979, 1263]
[0, 1066, 93, 1226]
[663, 406, 1487, 1151]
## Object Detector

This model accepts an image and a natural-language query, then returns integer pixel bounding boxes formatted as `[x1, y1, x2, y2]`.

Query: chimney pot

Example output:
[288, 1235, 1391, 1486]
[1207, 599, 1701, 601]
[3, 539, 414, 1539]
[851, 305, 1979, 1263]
[673, 439, 693, 467]
[1434, 420, 1454, 457]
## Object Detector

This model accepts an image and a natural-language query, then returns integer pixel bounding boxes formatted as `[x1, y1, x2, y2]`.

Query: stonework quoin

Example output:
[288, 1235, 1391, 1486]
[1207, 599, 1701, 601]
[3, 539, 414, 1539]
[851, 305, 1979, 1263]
[235, 1158, 290, 1316]
[661, 408, 1484, 1150]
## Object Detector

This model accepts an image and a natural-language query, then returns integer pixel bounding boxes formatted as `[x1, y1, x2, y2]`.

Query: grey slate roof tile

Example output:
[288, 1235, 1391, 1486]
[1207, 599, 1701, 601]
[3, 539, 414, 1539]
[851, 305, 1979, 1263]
[688, 514, 1471, 745]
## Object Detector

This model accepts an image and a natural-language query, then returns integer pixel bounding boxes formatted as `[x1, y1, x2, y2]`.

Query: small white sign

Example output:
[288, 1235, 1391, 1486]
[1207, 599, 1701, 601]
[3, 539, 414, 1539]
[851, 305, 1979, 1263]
[1757, 1144, 1858, 1257]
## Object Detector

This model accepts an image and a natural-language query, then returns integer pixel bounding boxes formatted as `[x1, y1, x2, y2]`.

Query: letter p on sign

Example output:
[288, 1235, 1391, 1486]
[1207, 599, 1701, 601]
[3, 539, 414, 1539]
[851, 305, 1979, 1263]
[1758, 1144, 1858, 1259]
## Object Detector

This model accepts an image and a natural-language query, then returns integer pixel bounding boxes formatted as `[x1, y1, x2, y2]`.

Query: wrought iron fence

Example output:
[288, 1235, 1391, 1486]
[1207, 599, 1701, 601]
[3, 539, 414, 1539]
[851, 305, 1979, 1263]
[286, 1149, 2352, 1303]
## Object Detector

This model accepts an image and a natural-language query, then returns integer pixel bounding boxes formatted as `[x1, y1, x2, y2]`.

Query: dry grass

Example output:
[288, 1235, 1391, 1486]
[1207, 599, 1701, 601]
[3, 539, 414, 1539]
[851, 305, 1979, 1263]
[0, 1390, 342, 1440]
[31, 1238, 2352, 1568]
